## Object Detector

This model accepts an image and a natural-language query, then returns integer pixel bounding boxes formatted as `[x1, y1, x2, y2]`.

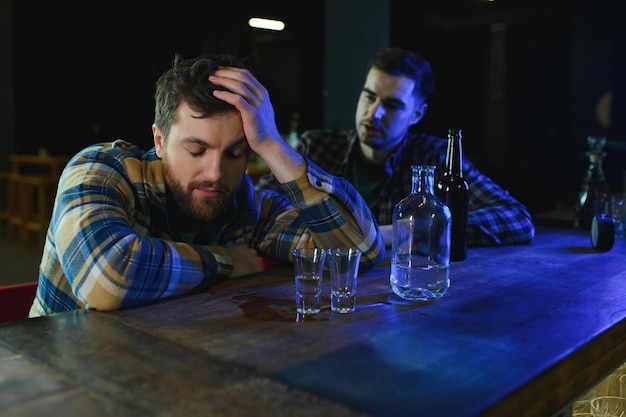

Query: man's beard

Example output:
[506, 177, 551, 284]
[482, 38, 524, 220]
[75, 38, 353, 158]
[164, 162, 233, 222]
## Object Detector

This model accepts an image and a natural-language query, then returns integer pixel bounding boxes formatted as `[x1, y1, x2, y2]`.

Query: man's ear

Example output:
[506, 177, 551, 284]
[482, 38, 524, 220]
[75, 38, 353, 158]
[411, 102, 429, 126]
[153, 124, 164, 158]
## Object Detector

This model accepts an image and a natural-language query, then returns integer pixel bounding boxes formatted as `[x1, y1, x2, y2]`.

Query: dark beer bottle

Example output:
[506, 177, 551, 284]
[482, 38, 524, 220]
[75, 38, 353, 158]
[436, 129, 469, 261]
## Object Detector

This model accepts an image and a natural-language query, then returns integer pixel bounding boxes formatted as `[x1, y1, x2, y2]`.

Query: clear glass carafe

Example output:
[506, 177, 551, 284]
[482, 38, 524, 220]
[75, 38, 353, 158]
[390, 165, 451, 302]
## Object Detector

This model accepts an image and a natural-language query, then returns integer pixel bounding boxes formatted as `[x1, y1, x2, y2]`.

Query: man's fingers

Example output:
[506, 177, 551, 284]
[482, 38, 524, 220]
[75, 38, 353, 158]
[209, 67, 264, 100]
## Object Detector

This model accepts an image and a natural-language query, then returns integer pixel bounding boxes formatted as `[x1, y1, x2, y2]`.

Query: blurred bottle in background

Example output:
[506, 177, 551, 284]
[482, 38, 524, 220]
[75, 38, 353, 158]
[574, 136, 610, 230]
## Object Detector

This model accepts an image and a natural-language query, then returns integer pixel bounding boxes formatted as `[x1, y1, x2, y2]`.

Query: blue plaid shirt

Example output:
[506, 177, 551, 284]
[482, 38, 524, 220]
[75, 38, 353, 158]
[257, 129, 534, 247]
[30, 140, 383, 316]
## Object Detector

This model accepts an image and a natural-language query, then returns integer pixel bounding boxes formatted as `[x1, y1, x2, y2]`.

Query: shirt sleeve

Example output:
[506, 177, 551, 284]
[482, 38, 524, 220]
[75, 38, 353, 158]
[253, 159, 385, 272]
[464, 160, 535, 246]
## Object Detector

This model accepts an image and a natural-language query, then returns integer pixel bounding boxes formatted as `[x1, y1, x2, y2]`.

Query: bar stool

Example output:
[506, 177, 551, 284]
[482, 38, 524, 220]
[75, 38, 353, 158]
[8, 174, 58, 247]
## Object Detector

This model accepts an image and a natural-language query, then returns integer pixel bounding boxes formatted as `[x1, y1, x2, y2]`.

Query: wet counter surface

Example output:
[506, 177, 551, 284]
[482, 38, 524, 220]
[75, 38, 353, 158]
[1, 225, 625, 417]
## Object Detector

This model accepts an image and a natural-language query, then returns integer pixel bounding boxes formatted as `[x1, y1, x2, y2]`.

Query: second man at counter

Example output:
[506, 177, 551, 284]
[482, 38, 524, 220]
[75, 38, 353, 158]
[257, 47, 535, 248]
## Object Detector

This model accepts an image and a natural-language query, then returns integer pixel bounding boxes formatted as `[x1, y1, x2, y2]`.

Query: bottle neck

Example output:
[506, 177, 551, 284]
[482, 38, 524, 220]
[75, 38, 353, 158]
[445, 129, 464, 177]
[586, 152, 606, 180]
[411, 165, 435, 194]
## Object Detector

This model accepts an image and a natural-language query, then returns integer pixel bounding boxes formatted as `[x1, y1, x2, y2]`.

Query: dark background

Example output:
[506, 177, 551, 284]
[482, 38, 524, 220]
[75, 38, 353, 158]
[9, 1, 324, 152]
[2, 0, 624, 215]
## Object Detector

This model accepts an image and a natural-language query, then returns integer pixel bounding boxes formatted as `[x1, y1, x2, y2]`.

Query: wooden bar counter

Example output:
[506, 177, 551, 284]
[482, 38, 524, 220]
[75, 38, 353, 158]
[1, 224, 625, 416]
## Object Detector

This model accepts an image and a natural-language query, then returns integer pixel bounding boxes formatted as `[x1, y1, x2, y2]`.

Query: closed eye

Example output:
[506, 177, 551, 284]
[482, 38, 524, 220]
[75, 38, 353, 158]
[226, 151, 246, 160]
[225, 137, 249, 160]
[189, 149, 205, 158]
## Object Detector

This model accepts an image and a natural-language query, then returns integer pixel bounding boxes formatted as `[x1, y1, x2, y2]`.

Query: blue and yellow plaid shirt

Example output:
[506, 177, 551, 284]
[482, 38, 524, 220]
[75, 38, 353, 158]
[30, 140, 383, 316]
[257, 129, 535, 247]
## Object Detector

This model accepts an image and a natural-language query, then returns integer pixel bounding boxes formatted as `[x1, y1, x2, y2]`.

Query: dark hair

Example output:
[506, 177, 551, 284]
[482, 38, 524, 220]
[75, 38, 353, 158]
[153, 53, 250, 139]
[367, 48, 435, 101]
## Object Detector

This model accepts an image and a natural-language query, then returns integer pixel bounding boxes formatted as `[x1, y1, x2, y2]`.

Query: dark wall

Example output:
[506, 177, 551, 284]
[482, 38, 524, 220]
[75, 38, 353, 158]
[11, 1, 323, 156]
[323, 0, 390, 130]
[8, 0, 625, 214]
[391, 0, 625, 212]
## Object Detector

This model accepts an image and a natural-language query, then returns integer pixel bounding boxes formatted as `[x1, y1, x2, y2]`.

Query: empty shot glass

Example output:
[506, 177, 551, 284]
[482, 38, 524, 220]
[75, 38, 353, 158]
[292, 248, 327, 314]
[327, 248, 362, 313]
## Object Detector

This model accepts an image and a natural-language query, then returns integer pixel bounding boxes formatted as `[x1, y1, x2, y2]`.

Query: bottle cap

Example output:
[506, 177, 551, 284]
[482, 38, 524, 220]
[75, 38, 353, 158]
[590, 214, 615, 251]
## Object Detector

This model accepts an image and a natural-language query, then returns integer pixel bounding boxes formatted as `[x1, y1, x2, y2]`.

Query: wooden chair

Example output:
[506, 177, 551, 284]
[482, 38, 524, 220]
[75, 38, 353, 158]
[0, 281, 38, 323]
[7, 174, 57, 247]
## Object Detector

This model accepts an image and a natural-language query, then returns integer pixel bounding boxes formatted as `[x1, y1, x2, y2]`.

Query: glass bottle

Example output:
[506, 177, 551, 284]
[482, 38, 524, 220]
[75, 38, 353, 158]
[436, 129, 469, 261]
[574, 136, 610, 230]
[390, 165, 451, 302]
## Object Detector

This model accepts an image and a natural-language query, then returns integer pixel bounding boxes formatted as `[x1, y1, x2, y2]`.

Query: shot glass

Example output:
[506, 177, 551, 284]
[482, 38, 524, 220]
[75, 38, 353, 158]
[292, 248, 327, 315]
[326, 248, 362, 313]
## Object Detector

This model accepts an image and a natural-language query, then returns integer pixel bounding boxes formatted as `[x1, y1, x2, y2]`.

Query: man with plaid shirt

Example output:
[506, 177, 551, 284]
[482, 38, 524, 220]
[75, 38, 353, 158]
[257, 48, 534, 247]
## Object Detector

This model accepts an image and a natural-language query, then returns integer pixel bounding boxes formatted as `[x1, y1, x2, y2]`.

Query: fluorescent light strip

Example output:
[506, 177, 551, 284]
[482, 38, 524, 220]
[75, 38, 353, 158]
[248, 17, 285, 31]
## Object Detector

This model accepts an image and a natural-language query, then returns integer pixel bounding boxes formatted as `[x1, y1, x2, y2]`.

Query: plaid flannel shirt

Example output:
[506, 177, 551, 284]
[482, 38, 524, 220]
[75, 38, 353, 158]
[256, 129, 534, 247]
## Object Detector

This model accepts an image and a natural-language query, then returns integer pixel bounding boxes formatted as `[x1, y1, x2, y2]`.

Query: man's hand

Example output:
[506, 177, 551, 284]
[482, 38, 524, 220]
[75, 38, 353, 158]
[209, 67, 280, 150]
[225, 244, 263, 277]
[209, 67, 306, 184]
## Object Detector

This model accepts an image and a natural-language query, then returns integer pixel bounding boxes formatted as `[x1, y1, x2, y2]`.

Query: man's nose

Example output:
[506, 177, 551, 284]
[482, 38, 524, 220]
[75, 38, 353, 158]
[369, 100, 385, 119]
[201, 154, 222, 181]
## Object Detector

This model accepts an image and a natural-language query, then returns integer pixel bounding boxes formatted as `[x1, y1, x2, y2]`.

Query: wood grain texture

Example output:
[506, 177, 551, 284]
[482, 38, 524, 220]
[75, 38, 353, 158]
[1, 225, 625, 417]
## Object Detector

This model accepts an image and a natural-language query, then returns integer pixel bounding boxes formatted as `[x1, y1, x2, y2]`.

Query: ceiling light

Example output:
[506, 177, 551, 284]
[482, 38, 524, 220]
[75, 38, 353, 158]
[248, 17, 285, 31]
